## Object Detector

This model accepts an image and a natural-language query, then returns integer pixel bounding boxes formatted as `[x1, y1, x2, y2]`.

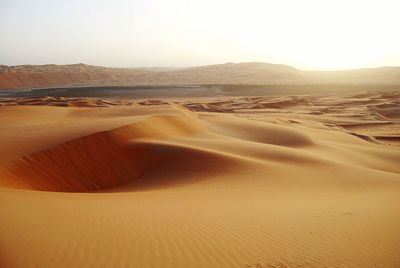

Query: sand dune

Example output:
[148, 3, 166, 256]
[0, 63, 154, 90]
[0, 114, 208, 191]
[2, 62, 400, 89]
[1, 91, 400, 267]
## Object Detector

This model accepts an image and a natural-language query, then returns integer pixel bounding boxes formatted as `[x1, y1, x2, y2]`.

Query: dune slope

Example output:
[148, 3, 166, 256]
[2, 62, 400, 89]
[0, 92, 400, 267]
[0, 114, 208, 191]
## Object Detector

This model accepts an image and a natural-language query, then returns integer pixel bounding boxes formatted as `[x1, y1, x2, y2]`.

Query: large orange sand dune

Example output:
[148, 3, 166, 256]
[2, 62, 400, 89]
[0, 91, 400, 267]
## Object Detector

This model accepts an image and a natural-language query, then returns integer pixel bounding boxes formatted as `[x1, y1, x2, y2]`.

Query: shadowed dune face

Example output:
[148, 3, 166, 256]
[0, 115, 210, 192]
[0, 133, 153, 191]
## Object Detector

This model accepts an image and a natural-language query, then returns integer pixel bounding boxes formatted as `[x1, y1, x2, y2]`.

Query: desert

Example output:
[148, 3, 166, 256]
[2, 0, 400, 266]
[1, 85, 399, 267]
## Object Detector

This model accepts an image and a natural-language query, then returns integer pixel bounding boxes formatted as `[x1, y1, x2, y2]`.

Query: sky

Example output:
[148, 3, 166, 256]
[1, 0, 400, 70]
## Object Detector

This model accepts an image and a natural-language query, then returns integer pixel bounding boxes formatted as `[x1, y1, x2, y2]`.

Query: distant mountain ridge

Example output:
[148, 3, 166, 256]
[1, 62, 400, 90]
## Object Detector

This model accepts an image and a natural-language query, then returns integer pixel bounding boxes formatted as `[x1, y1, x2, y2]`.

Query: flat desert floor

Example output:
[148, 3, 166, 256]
[0, 90, 400, 267]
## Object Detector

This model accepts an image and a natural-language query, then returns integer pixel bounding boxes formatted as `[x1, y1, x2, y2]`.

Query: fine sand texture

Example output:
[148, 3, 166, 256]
[0, 90, 400, 267]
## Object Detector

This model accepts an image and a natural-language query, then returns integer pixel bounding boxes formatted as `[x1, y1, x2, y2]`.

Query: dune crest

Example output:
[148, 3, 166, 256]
[2, 62, 400, 89]
[0, 114, 208, 192]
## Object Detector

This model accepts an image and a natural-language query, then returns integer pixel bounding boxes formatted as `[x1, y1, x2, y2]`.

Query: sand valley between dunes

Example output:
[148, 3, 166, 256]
[0, 90, 400, 267]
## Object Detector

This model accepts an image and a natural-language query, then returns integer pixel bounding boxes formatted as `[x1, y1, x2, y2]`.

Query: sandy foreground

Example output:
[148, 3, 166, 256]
[0, 91, 399, 267]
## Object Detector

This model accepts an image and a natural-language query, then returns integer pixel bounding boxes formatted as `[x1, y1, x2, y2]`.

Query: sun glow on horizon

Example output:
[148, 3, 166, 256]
[207, 0, 400, 70]
[1, 0, 400, 70]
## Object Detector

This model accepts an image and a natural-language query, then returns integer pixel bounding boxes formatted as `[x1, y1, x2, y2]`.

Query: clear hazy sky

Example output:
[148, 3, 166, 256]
[1, 0, 400, 70]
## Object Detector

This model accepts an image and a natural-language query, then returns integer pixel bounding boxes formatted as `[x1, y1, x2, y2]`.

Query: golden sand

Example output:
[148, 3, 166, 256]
[1, 91, 399, 267]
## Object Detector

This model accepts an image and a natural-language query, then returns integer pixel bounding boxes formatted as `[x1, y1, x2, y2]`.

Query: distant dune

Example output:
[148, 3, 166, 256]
[0, 63, 154, 90]
[1, 62, 400, 89]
